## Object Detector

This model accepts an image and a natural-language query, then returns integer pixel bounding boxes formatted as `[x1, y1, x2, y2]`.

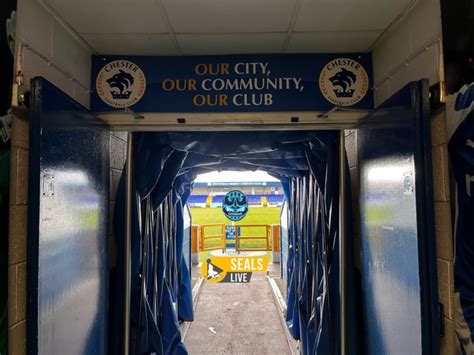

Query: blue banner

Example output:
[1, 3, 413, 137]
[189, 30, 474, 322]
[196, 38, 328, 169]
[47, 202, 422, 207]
[91, 54, 373, 113]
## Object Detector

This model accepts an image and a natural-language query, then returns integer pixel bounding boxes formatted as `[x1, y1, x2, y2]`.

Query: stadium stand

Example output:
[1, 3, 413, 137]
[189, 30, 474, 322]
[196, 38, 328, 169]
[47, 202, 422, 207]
[187, 181, 285, 208]
[187, 193, 285, 208]
[212, 195, 224, 204]
[267, 194, 284, 206]
[247, 194, 263, 206]
[188, 195, 208, 203]
[187, 195, 208, 208]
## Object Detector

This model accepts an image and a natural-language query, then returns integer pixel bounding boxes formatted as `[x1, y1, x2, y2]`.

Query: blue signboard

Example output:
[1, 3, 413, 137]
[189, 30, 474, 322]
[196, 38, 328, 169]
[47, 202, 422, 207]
[91, 54, 373, 113]
[225, 225, 236, 248]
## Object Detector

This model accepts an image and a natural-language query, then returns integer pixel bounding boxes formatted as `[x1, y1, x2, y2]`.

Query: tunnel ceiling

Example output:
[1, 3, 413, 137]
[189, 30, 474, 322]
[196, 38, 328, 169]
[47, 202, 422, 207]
[43, 0, 413, 55]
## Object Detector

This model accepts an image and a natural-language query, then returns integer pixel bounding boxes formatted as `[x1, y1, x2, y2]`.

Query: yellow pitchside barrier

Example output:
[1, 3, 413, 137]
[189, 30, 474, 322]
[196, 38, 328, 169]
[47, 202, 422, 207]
[200, 223, 226, 251]
[194, 223, 280, 253]
[235, 224, 271, 252]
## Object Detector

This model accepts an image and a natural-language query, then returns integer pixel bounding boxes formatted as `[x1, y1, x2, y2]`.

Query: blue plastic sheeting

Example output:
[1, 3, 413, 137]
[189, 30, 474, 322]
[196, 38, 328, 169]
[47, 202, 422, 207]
[281, 201, 289, 284]
[282, 154, 360, 355]
[182, 205, 192, 270]
[446, 84, 474, 352]
[111, 131, 361, 355]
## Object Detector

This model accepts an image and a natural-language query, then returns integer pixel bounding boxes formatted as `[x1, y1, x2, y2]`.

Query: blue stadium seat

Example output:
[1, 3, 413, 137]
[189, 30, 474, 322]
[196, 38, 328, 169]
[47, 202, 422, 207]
[212, 195, 224, 203]
[247, 195, 262, 205]
[187, 195, 208, 203]
[188, 193, 284, 207]
[267, 194, 284, 203]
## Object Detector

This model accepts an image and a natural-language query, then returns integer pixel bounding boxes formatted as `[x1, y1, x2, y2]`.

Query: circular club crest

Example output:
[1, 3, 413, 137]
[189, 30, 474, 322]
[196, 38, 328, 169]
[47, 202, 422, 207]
[96, 60, 146, 108]
[319, 58, 369, 107]
[222, 190, 249, 222]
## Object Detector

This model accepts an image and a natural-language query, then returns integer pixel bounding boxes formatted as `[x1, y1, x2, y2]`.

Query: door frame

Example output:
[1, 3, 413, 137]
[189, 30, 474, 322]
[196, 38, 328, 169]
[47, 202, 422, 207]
[27, 78, 110, 355]
[104, 80, 439, 355]
[355, 80, 439, 355]
[413, 81, 439, 354]
[26, 77, 439, 355]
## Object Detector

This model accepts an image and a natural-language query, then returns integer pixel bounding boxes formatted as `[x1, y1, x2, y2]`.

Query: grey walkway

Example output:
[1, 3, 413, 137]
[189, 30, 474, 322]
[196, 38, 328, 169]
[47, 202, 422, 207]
[184, 272, 291, 355]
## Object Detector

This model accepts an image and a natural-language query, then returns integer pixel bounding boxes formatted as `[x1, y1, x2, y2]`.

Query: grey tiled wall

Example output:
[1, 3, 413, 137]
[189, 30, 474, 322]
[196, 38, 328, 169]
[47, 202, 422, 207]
[431, 111, 456, 354]
[8, 115, 28, 355]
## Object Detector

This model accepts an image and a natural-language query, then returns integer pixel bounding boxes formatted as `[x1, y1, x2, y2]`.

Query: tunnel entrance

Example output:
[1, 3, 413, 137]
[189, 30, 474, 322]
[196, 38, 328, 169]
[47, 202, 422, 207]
[183, 171, 287, 353]
[188, 170, 282, 264]
[25, 75, 439, 355]
[109, 129, 347, 354]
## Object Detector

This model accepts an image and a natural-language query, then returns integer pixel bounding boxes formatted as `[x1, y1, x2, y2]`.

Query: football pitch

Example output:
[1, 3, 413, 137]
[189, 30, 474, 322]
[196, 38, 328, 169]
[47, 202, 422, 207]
[190, 206, 281, 226]
[190, 207, 281, 258]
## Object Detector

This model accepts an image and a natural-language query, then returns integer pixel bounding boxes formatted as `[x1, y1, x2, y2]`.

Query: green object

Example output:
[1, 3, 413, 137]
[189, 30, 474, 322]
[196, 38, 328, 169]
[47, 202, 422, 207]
[0, 148, 11, 355]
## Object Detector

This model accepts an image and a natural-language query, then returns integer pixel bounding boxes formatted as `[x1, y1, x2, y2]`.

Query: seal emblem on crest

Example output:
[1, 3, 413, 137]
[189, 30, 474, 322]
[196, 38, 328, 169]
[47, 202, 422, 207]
[96, 60, 146, 108]
[319, 58, 369, 107]
[222, 190, 249, 222]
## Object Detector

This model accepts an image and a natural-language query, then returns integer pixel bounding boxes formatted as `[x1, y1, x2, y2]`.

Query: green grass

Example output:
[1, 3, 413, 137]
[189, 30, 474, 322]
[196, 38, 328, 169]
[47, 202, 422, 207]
[190, 207, 281, 225]
[190, 207, 281, 257]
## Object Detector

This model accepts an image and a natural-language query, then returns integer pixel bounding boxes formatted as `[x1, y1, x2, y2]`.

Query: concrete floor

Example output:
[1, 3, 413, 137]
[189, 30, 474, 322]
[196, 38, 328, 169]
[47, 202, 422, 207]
[184, 272, 291, 355]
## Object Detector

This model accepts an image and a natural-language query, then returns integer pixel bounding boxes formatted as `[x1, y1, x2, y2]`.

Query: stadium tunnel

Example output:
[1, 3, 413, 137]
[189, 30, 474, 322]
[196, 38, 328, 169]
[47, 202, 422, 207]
[8, 0, 474, 354]
[25, 66, 441, 355]
[111, 130, 354, 355]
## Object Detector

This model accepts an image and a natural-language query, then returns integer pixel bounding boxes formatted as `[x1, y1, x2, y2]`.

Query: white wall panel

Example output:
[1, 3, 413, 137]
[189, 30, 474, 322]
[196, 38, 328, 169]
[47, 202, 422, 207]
[389, 44, 440, 96]
[40, 0, 424, 58]
[21, 49, 75, 103]
[45, 0, 169, 34]
[17, 0, 53, 57]
[177, 33, 286, 55]
[20, 49, 47, 86]
[16, 0, 92, 107]
[372, 0, 442, 107]
[163, 0, 296, 33]
[83, 33, 178, 55]
[408, 0, 442, 51]
[52, 19, 91, 87]
[372, 21, 411, 82]
[287, 31, 381, 53]
[295, 0, 412, 32]
[373, 80, 390, 107]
